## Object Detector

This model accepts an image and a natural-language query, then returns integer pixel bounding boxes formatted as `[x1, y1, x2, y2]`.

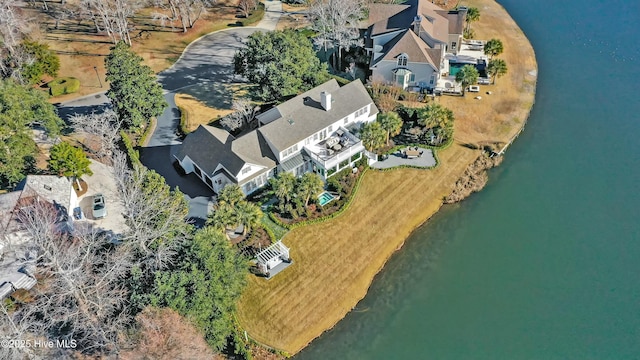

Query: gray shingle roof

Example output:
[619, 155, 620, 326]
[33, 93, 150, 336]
[232, 130, 277, 169]
[177, 125, 277, 178]
[257, 79, 378, 152]
[176, 125, 243, 176]
[374, 30, 440, 69]
[368, 0, 459, 63]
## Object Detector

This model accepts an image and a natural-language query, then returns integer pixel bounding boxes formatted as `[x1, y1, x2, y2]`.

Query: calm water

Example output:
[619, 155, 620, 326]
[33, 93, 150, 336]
[296, 0, 640, 359]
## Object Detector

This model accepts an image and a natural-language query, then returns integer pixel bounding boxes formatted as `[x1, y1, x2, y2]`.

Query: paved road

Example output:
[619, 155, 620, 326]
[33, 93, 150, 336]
[56, 2, 284, 225]
[55, 92, 110, 122]
[142, 1, 283, 224]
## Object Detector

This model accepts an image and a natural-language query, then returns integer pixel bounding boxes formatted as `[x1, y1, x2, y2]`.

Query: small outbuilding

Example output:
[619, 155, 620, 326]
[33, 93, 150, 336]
[256, 241, 292, 279]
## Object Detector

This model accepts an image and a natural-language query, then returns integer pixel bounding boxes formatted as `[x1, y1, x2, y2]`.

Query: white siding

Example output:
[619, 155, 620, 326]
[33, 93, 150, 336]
[372, 60, 438, 88]
[236, 163, 267, 182]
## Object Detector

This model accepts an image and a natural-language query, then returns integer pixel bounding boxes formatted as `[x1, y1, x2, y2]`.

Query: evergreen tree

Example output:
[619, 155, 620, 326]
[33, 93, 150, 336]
[153, 226, 248, 351]
[487, 58, 508, 84]
[484, 38, 504, 59]
[359, 121, 386, 152]
[296, 172, 324, 207]
[0, 80, 63, 187]
[455, 64, 479, 95]
[19, 41, 60, 84]
[48, 142, 93, 189]
[105, 42, 167, 128]
[378, 111, 403, 145]
[233, 30, 330, 102]
[417, 103, 455, 146]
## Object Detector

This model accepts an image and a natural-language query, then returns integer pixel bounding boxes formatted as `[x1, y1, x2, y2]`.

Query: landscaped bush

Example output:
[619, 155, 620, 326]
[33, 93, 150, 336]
[47, 77, 80, 96]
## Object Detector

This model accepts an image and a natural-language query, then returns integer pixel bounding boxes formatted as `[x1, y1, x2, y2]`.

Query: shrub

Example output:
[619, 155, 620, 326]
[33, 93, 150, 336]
[47, 77, 80, 96]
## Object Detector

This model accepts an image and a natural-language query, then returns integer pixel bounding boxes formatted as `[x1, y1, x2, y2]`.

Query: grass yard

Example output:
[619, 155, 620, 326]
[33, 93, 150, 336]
[237, 0, 537, 354]
[26, 0, 261, 102]
[276, 4, 311, 31]
[175, 93, 229, 133]
[174, 82, 255, 133]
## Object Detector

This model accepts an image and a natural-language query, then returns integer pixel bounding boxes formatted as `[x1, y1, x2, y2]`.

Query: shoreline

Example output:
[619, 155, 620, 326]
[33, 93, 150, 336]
[237, 0, 538, 355]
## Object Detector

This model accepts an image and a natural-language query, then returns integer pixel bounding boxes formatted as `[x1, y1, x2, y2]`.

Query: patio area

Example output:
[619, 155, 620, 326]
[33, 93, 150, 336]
[371, 147, 436, 169]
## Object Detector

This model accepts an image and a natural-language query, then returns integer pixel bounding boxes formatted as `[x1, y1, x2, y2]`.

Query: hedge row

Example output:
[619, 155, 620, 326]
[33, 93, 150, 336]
[48, 77, 80, 96]
[269, 168, 370, 231]
[138, 117, 156, 147]
[120, 130, 141, 166]
[261, 222, 277, 243]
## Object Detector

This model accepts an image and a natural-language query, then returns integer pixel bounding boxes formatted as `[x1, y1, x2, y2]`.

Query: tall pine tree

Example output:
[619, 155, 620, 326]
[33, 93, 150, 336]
[105, 42, 167, 128]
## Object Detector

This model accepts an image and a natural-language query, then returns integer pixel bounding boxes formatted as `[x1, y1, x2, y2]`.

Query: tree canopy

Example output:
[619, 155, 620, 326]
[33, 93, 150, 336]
[19, 41, 60, 84]
[360, 120, 386, 152]
[378, 111, 403, 145]
[233, 30, 330, 102]
[153, 226, 248, 351]
[416, 103, 455, 146]
[0, 79, 63, 187]
[105, 41, 167, 128]
[297, 172, 324, 207]
[208, 184, 262, 235]
[487, 58, 508, 84]
[455, 64, 479, 95]
[465, 7, 480, 32]
[48, 141, 93, 179]
[484, 38, 504, 58]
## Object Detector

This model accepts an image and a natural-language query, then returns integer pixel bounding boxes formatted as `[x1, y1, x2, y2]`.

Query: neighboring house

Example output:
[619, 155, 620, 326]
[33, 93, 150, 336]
[364, 0, 468, 89]
[175, 79, 379, 195]
[0, 175, 78, 300]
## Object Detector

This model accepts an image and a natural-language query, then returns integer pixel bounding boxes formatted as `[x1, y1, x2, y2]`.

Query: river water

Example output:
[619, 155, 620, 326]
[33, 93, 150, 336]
[296, 0, 640, 358]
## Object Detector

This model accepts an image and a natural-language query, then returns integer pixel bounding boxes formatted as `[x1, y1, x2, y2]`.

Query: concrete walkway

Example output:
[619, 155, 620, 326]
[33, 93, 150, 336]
[371, 147, 437, 169]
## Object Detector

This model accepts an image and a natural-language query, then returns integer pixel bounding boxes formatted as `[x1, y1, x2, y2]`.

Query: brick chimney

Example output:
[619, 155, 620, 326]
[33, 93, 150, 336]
[320, 91, 332, 111]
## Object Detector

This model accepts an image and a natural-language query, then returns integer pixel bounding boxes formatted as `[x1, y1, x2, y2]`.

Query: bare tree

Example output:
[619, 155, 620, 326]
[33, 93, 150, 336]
[150, 0, 215, 32]
[220, 98, 259, 132]
[309, 0, 366, 69]
[69, 109, 122, 161]
[112, 152, 190, 271]
[12, 200, 133, 355]
[238, 0, 257, 18]
[0, 1, 31, 81]
[81, 0, 142, 45]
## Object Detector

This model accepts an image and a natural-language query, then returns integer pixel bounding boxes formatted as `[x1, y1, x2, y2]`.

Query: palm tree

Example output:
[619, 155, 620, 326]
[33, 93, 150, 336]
[465, 7, 480, 34]
[487, 58, 508, 84]
[378, 111, 403, 146]
[455, 64, 479, 95]
[217, 184, 244, 206]
[359, 121, 386, 152]
[235, 201, 262, 235]
[417, 103, 455, 146]
[296, 173, 324, 207]
[270, 172, 296, 209]
[208, 203, 238, 231]
[484, 38, 504, 59]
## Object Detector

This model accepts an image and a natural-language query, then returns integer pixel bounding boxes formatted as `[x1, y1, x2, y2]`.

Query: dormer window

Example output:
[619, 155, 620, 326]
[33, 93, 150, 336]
[397, 54, 408, 67]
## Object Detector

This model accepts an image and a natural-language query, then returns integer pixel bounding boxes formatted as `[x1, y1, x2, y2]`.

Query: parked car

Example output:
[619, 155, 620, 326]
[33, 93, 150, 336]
[468, 85, 480, 92]
[92, 194, 107, 219]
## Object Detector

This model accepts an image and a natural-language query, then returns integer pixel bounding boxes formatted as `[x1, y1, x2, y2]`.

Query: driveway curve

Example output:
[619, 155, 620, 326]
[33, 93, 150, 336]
[141, 1, 283, 224]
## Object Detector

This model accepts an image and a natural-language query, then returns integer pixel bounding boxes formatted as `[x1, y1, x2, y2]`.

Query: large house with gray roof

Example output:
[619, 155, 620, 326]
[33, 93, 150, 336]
[365, 0, 467, 89]
[175, 79, 379, 195]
